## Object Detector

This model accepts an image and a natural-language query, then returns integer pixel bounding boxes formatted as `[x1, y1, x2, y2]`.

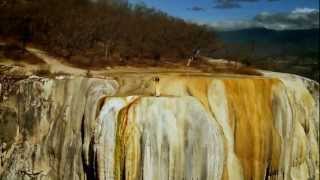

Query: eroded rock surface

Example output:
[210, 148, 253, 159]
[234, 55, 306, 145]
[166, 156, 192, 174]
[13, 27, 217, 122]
[0, 71, 319, 180]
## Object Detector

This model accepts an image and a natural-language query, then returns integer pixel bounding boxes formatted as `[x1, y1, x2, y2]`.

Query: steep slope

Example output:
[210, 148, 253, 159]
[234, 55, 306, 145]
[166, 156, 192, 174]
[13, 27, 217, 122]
[0, 53, 319, 179]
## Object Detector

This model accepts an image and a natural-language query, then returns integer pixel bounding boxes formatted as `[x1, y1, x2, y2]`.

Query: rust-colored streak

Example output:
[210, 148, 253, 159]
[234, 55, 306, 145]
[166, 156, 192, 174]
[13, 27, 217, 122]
[186, 77, 230, 180]
[186, 77, 212, 111]
[114, 98, 140, 180]
[223, 79, 281, 179]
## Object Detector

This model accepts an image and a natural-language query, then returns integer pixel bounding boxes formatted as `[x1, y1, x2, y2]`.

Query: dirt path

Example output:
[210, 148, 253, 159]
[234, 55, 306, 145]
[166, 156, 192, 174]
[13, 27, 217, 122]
[26, 47, 87, 75]
[25, 47, 207, 76]
[0, 43, 263, 78]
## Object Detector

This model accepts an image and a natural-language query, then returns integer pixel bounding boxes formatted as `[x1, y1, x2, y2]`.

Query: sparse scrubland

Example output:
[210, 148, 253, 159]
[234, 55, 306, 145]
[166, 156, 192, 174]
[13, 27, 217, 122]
[0, 0, 218, 67]
[1, 0, 318, 81]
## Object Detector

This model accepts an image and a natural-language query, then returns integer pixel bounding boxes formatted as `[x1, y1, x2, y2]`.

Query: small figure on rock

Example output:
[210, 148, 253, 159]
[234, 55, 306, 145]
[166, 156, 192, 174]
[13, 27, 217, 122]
[154, 76, 160, 97]
[187, 48, 200, 66]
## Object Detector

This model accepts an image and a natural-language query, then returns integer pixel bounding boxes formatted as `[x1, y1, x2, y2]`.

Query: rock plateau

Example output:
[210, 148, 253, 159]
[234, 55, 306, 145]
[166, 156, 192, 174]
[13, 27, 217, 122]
[0, 48, 319, 180]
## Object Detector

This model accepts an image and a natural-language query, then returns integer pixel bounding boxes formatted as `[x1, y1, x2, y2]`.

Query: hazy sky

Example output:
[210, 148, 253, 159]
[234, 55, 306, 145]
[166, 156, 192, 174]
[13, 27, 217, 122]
[129, 0, 319, 30]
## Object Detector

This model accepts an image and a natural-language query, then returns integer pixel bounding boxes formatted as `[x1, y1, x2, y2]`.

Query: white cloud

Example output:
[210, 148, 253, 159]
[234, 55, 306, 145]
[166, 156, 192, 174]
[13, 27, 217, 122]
[293, 8, 318, 14]
[209, 8, 319, 30]
[209, 21, 258, 30]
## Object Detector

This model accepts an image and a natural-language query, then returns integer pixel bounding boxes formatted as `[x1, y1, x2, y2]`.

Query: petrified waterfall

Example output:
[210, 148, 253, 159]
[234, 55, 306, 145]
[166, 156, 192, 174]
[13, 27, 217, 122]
[0, 72, 319, 179]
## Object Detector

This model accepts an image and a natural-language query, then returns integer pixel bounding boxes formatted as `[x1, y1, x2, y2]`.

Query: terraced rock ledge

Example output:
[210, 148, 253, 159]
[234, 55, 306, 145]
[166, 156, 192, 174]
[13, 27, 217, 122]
[0, 48, 319, 180]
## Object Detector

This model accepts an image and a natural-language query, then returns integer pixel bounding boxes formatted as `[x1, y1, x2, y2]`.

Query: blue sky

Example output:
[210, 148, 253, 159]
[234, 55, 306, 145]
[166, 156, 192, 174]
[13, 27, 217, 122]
[129, 0, 319, 30]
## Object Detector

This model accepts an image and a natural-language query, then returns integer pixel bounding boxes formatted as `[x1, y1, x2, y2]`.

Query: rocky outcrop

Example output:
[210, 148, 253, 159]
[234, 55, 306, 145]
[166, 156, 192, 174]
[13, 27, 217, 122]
[0, 70, 319, 179]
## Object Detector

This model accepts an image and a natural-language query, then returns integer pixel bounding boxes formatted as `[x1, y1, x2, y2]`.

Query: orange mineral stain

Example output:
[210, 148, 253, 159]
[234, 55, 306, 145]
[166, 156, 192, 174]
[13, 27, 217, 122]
[223, 78, 282, 180]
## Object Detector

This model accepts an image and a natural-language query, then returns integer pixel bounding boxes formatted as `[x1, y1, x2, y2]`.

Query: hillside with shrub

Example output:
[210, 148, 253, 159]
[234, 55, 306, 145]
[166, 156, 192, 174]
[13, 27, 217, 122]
[0, 0, 218, 67]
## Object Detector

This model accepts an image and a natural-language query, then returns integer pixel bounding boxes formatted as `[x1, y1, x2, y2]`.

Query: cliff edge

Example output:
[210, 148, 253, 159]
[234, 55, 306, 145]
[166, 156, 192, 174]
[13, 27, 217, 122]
[0, 47, 319, 180]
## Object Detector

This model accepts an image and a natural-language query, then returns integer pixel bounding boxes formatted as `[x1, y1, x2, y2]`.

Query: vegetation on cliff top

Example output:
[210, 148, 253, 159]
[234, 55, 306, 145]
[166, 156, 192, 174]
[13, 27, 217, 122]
[0, 0, 218, 67]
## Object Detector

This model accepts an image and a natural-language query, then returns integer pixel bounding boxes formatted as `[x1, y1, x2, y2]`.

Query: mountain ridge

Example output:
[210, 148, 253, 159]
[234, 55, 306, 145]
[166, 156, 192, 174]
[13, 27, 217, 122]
[217, 28, 319, 45]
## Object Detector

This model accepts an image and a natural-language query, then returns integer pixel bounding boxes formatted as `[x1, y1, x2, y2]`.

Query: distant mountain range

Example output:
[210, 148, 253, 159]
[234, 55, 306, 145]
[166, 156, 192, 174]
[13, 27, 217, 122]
[214, 28, 319, 81]
[216, 28, 319, 58]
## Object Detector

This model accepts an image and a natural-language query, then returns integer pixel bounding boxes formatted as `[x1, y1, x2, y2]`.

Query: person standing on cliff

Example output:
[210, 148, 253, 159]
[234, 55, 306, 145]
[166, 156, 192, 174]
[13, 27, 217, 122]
[187, 48, 200, 66]
[154, 76, 160, 97]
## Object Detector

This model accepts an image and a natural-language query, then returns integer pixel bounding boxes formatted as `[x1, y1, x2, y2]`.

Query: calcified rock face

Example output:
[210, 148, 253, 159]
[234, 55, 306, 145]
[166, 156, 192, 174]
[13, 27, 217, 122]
[0, 72, 319, 180]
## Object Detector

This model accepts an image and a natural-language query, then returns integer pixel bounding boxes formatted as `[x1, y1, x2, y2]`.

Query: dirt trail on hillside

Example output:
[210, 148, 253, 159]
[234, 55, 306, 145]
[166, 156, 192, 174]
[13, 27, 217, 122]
[26, 47, 87, 75]
[0, 42, 262, 77]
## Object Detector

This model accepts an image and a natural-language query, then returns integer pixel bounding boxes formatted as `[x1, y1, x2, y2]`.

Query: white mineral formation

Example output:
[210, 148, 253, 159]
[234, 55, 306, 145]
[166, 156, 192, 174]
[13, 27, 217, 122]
[0, 55, 319, 180]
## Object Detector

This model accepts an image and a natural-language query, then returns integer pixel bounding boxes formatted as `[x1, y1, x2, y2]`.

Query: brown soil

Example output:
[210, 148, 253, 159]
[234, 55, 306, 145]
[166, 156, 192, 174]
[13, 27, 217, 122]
[64, 55, 262, 76]
[0, 39, 262, 76]
[0, 43, 45, 65]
